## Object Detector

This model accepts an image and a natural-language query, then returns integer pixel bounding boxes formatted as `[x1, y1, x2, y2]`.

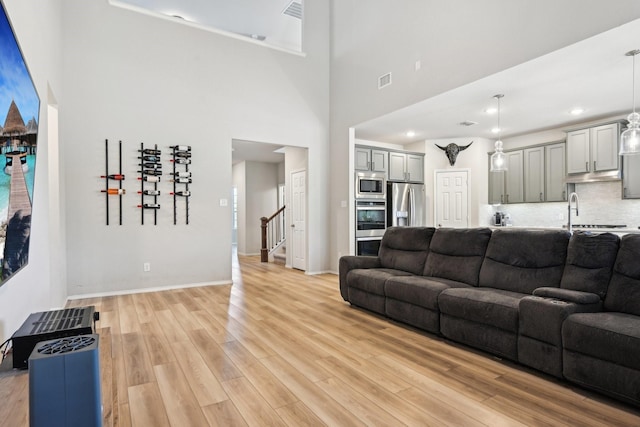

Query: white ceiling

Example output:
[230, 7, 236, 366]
[355, 19, 640, 144]
[111, 0, 302, 52]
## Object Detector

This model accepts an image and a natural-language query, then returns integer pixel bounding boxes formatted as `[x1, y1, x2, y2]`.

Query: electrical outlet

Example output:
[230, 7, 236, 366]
[143, 262, 151, 272]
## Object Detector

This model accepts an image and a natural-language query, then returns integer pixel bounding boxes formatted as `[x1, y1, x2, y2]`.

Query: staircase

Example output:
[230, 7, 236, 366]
[260, 205, 286, 262]
[272, 242, 286, 265]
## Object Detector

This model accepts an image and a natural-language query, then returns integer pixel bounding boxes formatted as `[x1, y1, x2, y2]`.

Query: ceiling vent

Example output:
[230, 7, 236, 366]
[459, 121, 478, 127]
[378, 72, 392, 89]
[283, 1, 302, 20]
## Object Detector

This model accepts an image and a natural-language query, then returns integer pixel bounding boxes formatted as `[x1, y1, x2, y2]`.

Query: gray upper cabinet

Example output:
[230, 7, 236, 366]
[389, 151, 424, 182]
[524, 147, 545, 202]
[591, 123, 619, 172]
[505, 150, 524, 204]
[488, 155, 505, 204]
[623, 154, 640, 199]
[355, 146, 388, 173]
[488, 142, 567, 204]
[545, 142, 567, 202]
[567, 123, 619, 174]
[567, 128, 590, 174]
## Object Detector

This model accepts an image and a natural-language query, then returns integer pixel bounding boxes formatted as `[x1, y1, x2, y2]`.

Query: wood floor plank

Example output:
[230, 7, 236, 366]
[221, 377, 287, 427]
[315, 376, 405, 426]
[261, 354, 366, 427]
[99, 327, 114, 427]
[139, 320, 176, 366]
[154, 362, 209, 426]
[173, 337, 229, 407]
[128, 382, 170, 427]
[186, 328, 244, 382]
[122, 332, 155, 387]
[222, 340, 298, 409]
[202, 400, 249, 427]
[275, 401, 326, 427]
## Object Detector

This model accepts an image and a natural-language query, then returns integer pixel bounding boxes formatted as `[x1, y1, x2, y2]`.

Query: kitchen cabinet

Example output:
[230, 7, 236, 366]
[505, 150, 524, 203]
[389, 151, 424, 182]
[567, 123, 620, 174]
[524, 147, 545, 202]
[545, 142, 567, 202]
[355, 146, 388, 173]
[623, 154, 640, 199]
[488, 162, 505, 204]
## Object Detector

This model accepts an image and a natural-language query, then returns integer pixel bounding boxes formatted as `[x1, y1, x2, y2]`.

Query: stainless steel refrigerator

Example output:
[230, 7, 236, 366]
[387, 182, 426, 227]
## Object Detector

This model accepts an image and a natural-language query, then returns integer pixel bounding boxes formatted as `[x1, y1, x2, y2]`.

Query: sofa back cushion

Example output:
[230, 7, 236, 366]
[604, 234, 640, 315]
[378, 227, 435, 275]
[423, 227, 492, 286]
[560, 231, 619, 299]
[478, 229, 570, 294]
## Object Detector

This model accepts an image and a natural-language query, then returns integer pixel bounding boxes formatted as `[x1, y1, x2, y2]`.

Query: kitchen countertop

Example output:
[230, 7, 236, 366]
[489, 225, 640, 234]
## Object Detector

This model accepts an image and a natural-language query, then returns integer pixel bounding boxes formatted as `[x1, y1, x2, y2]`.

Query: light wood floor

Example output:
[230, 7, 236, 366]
[2, 255, 640, 426]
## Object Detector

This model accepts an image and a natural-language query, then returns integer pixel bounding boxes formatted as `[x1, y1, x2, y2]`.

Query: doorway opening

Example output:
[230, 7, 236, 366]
[231, 139, 308, 270]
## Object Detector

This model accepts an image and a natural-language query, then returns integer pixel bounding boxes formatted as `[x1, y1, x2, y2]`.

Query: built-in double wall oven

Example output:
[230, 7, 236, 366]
[355, 199, 386, 255]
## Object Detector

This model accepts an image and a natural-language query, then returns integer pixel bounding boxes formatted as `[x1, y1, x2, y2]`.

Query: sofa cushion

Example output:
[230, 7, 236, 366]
[438, 287, 528, 333]
[423, 227, 492, 286]
[478, 229, 570, 294]
[563, 312, 640, 371]
[604, 234, 640, 316]
[378, 227, 435, 275]
[347, 268, 412, 296]
[560, 231, 619, 299]
[385, 276, 471, 310]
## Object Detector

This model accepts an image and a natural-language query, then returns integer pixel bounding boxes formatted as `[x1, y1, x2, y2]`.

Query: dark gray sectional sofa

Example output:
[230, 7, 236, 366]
[339, 226, 640, 406]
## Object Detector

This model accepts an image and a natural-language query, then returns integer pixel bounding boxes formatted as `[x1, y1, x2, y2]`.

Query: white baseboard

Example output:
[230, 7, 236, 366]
[66, 279, 232, 301]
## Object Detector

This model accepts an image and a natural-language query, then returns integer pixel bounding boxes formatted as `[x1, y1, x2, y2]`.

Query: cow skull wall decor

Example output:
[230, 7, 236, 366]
[435, 141, 473, 166]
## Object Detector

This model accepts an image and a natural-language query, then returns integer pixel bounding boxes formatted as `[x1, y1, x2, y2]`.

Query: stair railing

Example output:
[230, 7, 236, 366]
[261, 205, 286, 262]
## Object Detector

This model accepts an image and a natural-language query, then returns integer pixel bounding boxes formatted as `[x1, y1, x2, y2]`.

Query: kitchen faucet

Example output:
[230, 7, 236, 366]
[568, 192, 579, 233]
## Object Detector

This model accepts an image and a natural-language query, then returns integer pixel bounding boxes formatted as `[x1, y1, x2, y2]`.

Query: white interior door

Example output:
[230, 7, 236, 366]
[435, 170, 469, 228]
[291, 170, 306, 270]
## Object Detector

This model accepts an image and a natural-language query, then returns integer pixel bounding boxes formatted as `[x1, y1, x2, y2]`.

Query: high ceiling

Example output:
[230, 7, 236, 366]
[355, 19, 640, 144]
[110, 0, 303, 52]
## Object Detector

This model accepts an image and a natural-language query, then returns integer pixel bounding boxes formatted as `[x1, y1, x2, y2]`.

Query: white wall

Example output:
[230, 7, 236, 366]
[244, 161, 279, 255]
[424, 138, 494, 227]
[0, 0, 66, 342]
[330, 0, 640, 270]
[61, 0, 330, 296]
[232, 162, 246, 252]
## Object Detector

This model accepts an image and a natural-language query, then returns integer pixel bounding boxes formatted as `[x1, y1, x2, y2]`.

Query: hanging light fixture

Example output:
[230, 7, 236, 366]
[620, 49, 640, 156]
[490, 94, 507, 172]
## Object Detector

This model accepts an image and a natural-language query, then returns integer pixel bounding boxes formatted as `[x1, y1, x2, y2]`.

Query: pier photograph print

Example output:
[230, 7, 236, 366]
[0, 2, 39, 284]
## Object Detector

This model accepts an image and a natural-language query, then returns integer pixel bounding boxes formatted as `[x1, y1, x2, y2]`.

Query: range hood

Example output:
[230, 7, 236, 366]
[564, 169, 621, 184]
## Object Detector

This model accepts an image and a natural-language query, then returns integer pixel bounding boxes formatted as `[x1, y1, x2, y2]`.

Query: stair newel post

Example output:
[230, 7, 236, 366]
[260, 216, 268, 262]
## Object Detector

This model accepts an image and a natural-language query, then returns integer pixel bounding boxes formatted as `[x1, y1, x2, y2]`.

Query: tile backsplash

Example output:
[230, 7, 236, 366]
[484, 181, 640, 229]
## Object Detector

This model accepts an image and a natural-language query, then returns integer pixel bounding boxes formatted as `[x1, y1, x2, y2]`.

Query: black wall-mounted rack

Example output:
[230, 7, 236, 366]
[138, 143, 161, 225]
[102, 139, 124, 225]
[170, 145, 191, 225]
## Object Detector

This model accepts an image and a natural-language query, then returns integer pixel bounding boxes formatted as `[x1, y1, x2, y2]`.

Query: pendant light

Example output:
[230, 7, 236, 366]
[490, 94, 507, 172]
[620, 49, 640, 156]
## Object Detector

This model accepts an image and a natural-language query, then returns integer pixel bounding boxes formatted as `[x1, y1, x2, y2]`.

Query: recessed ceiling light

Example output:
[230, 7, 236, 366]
[570, 108, 585, 115]
[491, 127, 501, 134]
[406, 130, 416, 137]
[485, 107, 498, 114]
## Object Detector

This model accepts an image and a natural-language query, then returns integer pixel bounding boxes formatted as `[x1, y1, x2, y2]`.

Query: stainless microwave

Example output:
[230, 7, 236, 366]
[355, 172, 386, 199]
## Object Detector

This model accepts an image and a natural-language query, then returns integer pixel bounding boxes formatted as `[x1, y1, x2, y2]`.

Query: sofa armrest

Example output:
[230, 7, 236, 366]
[533, 287, 601, 305]
[339, 255, 381, 301]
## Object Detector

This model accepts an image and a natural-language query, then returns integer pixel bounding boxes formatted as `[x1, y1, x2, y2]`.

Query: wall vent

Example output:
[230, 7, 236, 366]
[283, 1, 302, 20]
[378, 72, 392, 89]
